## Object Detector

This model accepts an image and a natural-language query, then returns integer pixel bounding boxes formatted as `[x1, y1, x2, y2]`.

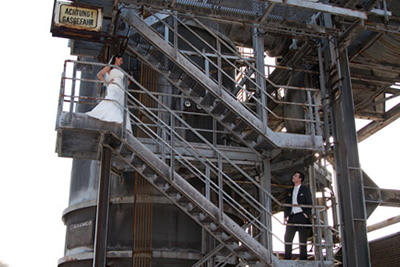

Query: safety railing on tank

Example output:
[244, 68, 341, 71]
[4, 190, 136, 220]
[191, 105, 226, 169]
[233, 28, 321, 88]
[121, 6, 324, 137]
[57, 59, 334, 263]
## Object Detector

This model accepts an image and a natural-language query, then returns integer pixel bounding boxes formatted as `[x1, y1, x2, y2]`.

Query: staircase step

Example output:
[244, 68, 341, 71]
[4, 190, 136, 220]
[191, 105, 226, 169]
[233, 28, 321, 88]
[210, 222, 225, 234]
[136, 43, 151, 54]
[152, 175, 167, 187]
[142, 166, 157, 178]
[164, 184, 178, 194]
[147, 48, 165, 64]
[234, 245, 250, 253]
[199, 212, 214, 223]
[242, 129, 259, 143]
[176, 193, 190, 204]
[211, 101, 227, 115]
[200, 93, 216, 107]
[243, 254, 260, 265]
[187, 202, 201, 215]
[169, 65, 185, 81]
[116, 144, 133, 158]
[131, 155, 146, 170]
[221, 111, 238, 124]
[232, 120, 248, 133]
[159, 182, 171, 192]
[179, 75, 197, 90]
[189, 83, 206, 97]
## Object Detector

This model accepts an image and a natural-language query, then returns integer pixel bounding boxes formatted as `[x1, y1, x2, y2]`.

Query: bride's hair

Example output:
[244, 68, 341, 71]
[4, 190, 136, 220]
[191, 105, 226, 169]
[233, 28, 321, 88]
[109, 54, 123, 65]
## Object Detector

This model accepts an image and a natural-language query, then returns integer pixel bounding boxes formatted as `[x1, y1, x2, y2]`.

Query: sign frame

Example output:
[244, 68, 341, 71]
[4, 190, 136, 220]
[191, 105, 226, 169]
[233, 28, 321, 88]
[52, 0, 103, 32]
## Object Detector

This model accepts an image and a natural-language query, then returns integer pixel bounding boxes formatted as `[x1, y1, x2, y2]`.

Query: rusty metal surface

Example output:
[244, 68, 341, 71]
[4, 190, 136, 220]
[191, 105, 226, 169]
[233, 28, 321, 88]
[367, 215, 400, 232]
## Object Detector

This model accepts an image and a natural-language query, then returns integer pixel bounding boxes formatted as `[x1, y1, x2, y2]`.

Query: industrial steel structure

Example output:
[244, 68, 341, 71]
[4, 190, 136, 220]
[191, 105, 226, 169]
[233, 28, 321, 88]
[52, 0, 400, 266]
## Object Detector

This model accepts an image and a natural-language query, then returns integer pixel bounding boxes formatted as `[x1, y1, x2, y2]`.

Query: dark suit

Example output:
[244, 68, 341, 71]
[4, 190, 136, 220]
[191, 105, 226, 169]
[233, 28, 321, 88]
[284, 185, 312, 260]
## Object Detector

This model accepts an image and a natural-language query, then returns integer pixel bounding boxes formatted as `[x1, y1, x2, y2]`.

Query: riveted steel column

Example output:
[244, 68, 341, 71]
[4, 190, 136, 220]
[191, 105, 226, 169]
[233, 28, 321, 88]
[93, 146, 112, 267]
[331, 49, 370, 267]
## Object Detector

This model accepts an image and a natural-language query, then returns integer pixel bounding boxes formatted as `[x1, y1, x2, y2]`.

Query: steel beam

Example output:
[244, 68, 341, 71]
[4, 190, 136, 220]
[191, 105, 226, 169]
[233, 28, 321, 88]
[122, 0, 367, 19]
[93, 146, 112, 267]
[331, 49, 371, 267]
[358, 102, 400, 142]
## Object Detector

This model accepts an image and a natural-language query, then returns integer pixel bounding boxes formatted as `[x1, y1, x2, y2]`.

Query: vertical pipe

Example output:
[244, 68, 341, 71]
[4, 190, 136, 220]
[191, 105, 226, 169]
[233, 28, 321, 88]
[204, 49, 210, 77]
[122, 76, 127, 138]
[170, 114, 175, 181]
[309, 166, 322, 261]
[323, 208, 334, 260]
[205, 166, 210, 200]
[132, 173, 138, 267]
[93, 146, 112, 267]
[218, 154, 223, 221]
[217, 40, 222, 95]
[260, 159, 272, 255]
[253, 27, 268, 128]
[173, 11, 178, 58]
[307, 90, 316, 139]
[313, 93, 323, 136]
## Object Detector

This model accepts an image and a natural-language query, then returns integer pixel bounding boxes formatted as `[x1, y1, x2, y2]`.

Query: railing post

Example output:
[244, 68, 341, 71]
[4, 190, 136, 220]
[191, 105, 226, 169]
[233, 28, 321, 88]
[323, 209, 334, 261]
[307, 90, 316, 142]
[173, 11, 178, 58]
[161, 125, 166, 163]
[309, 165, 322, 260]
[317, 45, 332, 154]
[122, 75, 128, 139]
[68, 61, 77, 124]
[205, 166, 211, 200]
[204, 48, 210, 78]
[217, 39, 222, 95]
[315, 209, 324, 263]
[170, 113, 175, 181]
[56, 60, 68, 129]
[218, 154, 223, 221]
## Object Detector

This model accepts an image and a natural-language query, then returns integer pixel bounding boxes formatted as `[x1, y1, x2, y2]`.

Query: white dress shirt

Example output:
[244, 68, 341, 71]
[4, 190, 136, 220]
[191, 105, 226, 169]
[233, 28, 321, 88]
[292, 185, 303, 214]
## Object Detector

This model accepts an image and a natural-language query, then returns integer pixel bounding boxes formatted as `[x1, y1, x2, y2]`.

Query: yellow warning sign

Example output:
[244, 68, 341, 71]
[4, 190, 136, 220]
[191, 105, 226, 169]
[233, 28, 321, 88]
[53, 1, 102, 32]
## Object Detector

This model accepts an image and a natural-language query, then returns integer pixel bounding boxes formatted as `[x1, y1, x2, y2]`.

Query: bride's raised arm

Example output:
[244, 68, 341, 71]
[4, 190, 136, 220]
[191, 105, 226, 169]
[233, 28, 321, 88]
[97, 66, 111, 85]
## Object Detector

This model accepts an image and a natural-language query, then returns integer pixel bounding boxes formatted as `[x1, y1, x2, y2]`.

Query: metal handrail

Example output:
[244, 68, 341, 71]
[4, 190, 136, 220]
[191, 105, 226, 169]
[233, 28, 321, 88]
[58, 59, 334, 260]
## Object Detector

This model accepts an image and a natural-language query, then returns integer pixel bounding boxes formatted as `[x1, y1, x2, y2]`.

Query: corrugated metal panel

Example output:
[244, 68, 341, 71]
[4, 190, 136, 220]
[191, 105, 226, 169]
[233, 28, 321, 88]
[369, 232, 400, 267]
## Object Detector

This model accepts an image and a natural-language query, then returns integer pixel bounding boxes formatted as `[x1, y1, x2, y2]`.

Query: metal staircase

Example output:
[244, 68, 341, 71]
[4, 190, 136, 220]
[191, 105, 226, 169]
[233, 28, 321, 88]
[120, 9, 324, 153]
[106, 133, 274, 266]
[56, 57, 334, 266]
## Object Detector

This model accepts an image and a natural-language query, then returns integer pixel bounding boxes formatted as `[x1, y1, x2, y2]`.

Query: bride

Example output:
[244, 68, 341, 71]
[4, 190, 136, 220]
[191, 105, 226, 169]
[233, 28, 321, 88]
[86, 54, 132, 133]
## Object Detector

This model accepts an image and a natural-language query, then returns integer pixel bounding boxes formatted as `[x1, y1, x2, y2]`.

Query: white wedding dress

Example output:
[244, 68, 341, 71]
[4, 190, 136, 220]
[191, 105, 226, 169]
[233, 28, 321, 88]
[86, 68, 132, 133]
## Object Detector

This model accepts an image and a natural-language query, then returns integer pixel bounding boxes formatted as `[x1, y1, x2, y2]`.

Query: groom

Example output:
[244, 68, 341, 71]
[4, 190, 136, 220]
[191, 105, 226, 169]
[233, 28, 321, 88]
[283, 171, 312, 260]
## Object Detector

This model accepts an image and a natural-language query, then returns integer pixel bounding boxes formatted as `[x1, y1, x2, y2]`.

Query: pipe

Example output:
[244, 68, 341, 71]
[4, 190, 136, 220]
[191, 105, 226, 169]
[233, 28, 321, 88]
[367, 215, 400, 233]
